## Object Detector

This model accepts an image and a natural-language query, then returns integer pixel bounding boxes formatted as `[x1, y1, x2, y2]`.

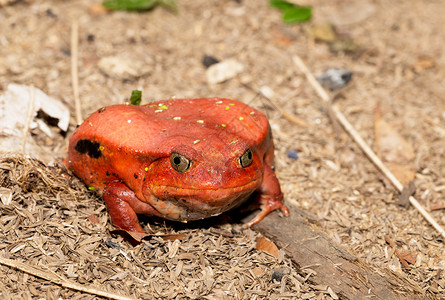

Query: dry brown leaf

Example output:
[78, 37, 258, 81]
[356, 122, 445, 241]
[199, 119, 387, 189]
[375, 106, 415, 162]
[88, 214, 99, 225]
[111, 229, 151, 243]
[399, 250, 417, 265]
[251, 266, 265, 277]
[306, 23, 338, 42]
[430, 202, 445, 211]
[386, 162, 416, 187]
[256, 236, 279, 258]
[414, 56, 435, 73]
[158, 233, 188, 241]
[384, 235, 417, 269]
[374, 104, 416, 185]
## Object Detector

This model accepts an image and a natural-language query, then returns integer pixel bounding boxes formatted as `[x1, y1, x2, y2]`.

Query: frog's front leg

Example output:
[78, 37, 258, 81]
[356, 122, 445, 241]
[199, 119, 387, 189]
[246, 164, 289, 227]
[103, 182, 161, 233]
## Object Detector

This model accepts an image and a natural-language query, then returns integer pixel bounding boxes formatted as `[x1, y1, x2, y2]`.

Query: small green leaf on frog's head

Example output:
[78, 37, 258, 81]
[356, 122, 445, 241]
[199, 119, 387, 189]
[102, 0, 177, 12]
[269, 0, 312, 24]
[130, 90, 142, 106]
[88, 186, 96, 191]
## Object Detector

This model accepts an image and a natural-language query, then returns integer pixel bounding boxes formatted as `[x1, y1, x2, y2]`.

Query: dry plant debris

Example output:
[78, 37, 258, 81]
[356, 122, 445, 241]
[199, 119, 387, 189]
[1, 155, 330, 299]
[385, 235, 417, 270]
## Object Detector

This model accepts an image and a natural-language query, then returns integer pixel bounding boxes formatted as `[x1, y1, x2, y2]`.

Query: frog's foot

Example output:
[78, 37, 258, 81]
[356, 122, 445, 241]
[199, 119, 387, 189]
[104, 182, 160, 234]
[245, 196, 289, 228]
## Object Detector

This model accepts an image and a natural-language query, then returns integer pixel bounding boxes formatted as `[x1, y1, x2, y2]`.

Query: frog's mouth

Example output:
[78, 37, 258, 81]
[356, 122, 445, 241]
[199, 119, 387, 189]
[144, 179, 260, 221]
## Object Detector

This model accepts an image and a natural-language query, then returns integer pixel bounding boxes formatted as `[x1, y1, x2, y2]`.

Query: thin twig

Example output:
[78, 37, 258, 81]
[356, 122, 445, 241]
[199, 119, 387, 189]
[71, 21, 82, 125]
[293, 55, 445, 240]
[280, 110, 309, 128]
[0, 256, 134, 300]
[21, 86, 35, 154]
[243, 83, 309, 127]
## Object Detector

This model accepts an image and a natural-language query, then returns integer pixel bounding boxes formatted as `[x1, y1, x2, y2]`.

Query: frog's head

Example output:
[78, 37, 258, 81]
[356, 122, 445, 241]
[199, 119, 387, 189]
[141, 138, 264, 221]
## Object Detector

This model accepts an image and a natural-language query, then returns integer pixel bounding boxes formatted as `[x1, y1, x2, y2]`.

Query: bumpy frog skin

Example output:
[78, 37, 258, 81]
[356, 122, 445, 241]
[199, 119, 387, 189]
[66, 98, 289, 233]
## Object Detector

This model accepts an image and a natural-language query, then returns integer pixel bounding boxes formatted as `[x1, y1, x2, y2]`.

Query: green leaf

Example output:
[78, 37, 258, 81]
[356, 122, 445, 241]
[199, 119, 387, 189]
[103, 0, 156, 10]
[283, 6, 312, 23]
[270, 0, 312, 24]
[130, 90, 142, 105]
[102, 0, 177, 12]
[269, 0, 295, 11]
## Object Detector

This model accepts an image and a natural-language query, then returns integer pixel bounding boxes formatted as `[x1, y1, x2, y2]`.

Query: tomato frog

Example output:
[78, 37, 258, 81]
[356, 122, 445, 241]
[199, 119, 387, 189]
[65, 98, 289, 234]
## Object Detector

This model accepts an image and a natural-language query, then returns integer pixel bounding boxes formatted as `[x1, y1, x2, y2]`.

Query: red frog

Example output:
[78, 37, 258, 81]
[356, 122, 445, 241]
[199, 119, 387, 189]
[66, 98, 289, 233]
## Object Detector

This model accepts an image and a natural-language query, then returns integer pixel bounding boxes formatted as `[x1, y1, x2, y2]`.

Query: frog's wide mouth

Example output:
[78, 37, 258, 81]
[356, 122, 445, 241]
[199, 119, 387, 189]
[153, 177, 259, 193]
[143, 178, 260, 221]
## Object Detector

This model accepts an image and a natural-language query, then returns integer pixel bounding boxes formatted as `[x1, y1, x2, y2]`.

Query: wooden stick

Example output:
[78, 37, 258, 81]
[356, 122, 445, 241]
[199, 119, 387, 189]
[0, 256, 134, 300]
[293, 55, 445, 240]
[21, 86, 35, 154]
[71, 21, 82, 125]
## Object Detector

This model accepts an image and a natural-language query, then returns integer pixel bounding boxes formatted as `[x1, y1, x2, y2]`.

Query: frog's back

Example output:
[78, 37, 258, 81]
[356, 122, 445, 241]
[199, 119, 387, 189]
[66, 98, 271, 191]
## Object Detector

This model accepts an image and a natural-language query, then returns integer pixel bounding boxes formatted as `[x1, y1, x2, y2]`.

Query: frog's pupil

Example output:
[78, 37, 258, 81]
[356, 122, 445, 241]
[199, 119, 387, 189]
[247, 151, 252, 160]
[174, 156, 181, 165]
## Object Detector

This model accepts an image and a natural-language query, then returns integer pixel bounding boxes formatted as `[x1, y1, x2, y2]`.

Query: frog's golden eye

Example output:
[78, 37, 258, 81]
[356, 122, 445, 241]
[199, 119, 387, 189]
[170, 153, 191, 173]
[240, 148, 253, 168]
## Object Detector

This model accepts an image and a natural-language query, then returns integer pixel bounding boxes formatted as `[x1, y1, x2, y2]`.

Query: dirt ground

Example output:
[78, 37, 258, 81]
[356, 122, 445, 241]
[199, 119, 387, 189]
[0, 0, 444, 299]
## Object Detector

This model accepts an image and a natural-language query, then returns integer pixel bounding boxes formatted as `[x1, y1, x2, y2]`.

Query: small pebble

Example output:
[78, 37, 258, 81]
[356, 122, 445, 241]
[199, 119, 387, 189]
[105, 238, 122, 249]
[272, 270, 284, 282]
[202, 55, 220, 68]
[287, 149, 299, 160]
[316, 68, 352, 91]
[206, 59, 244, 84]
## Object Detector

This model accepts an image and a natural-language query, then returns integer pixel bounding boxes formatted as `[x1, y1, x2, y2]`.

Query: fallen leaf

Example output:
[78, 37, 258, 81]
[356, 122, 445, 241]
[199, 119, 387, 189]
[111, 228, 152, 243]
[385, 235, 416, 269]
[306, 23, 338, 42]
[414, 56, 435, 73]
[256, 236, 279, 258]
[430, 202, 445, 211]
[158, 233, 188, 241]
[385, 162, 416, 187]
[375, 105, 415, 162]
[399, 250, 417, 265]
[374, 103, 416, 185]
[0, 84, 70, 164]
[88, 214, 100, 224]
[251, 266, 265, 277]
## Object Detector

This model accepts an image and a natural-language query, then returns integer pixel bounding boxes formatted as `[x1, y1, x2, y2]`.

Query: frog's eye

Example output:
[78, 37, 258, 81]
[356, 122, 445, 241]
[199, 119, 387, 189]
[170, 153, 191, 173]
[240, 148, 253, 168]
